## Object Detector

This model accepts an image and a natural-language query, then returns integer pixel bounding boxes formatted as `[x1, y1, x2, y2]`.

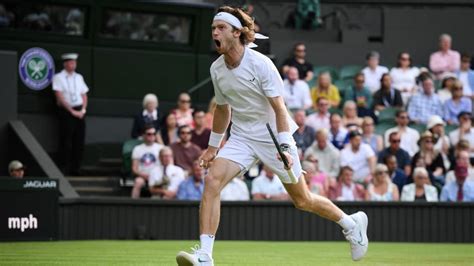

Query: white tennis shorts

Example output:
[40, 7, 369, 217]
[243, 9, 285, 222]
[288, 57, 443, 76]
[216, 134, 302, 184]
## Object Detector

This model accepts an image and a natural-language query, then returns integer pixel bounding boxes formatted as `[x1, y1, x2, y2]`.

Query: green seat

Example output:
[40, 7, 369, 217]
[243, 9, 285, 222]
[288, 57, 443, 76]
[339, 65, 363, 81]
[409, 123, 426, 134]
[334, 79, 352, 95]
[329, 107, 343, 115]
[375, 122, 396, 136]
[445, 124, 458, 135]
[313, 66, 339, 81]
[378, 107, 399, 123]
[122, 139, 143, 178]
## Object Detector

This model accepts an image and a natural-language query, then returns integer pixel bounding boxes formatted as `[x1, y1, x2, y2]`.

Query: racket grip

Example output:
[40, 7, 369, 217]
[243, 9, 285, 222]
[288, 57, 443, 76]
[287, 169, 298, 184]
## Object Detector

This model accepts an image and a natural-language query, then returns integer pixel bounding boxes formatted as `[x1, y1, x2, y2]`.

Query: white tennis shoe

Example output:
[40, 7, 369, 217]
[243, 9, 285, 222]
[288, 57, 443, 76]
[343, 211, 369, 261]
[176, 245, 214, 266]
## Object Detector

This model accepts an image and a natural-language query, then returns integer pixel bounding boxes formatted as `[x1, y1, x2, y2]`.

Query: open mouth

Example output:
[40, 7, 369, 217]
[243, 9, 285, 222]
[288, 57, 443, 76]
[214, 40, 221, 48]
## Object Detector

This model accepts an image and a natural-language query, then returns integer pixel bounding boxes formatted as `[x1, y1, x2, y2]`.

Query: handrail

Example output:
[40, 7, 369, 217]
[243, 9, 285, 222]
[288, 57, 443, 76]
[187, 76, 212, 94]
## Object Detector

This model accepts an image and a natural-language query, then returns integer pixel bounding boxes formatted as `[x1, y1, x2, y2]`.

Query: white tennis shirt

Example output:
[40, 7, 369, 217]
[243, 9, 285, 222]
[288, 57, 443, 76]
[210, 47, 297, 142]
[52, 69, 89, 107]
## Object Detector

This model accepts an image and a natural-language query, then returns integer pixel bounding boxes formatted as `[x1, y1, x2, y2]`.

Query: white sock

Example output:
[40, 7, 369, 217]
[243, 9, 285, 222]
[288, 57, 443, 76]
[337, 214, 356, 231]
[200, 234, 215, 255]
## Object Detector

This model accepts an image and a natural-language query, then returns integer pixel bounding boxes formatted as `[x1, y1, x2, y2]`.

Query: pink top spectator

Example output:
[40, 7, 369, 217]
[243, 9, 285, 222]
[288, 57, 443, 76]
[429, 49, 460, 76]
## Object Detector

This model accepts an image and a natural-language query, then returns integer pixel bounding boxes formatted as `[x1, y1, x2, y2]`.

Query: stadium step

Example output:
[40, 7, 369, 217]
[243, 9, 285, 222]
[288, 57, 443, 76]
[79, 165, 122, 176]
[66, 176, 125, 197]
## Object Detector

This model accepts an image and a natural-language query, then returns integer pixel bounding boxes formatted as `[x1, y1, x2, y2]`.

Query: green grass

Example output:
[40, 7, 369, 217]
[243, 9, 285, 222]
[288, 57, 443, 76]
[0, 241, 473, 265]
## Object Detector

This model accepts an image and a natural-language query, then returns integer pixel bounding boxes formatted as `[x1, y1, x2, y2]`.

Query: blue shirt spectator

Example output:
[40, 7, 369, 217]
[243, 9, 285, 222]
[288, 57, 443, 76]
[443, 80, 472, 125]
[177, 160, 205, 200]
[407, 76, 443, 124]
[455, 53, 474, 97]
[440, 180, 474, 202]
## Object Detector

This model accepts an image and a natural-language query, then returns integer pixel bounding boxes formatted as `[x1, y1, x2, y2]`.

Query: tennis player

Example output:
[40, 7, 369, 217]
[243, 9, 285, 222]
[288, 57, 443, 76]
[176, 6, 368, 265]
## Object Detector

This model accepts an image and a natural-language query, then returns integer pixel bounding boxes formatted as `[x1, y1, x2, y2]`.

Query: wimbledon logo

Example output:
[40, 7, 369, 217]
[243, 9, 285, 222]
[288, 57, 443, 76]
[18, 47, 55, 91]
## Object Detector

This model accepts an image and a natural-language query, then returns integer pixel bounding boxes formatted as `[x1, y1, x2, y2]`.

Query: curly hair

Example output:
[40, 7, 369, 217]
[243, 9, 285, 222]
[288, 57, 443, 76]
[217, 6, 256, 45]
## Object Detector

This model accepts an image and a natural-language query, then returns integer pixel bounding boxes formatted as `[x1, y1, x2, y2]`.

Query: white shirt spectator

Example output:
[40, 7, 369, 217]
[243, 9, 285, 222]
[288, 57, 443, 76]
[304, 141, 340, 179]
[384, 126, 420, 157]
[251, 172, 287, 196]
[449, 128, 474, 158]
[220, 177, 250, 201]
[282, 79, 312, 110]
[390, 67, 420, 103]
[52, 70, 89, 107]
[305, 112, 330, 130]
[400, 183, 439, 202]
[148, 164, 185, 191]
[131, 143, 164, 175]
[362, 66, 389, 93]
[458, 71, 472, 96]
[340, 143, 375, 183]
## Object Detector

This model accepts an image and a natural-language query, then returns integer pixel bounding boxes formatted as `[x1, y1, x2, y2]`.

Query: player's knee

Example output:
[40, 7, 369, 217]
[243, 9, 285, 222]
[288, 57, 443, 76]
[204, 173, 224, 194]
[293, 196, 311, 211]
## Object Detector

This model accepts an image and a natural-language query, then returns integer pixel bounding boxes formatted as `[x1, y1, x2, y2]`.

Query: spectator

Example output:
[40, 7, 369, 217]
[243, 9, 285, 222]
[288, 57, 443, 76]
[342, 101, 363, 127]
[366, 164, 399, 201]
[305, 97, 330, 130]
[362, 51, 389, 94]
[448, 140, 471, 171]
[281, 42, 314, 82]
[327, 166, 365, 201]
[328, 113, 348, 150]
[378, 132, 411, 176]
[149, 147, 185, 199]
[171, 92, 194, 128]
[191, 109, 211, 150]
[373, 73, 403, 112]
[177, 160, 205, 200]
[131, 93, 162, 141]
[401, 167, 438, 202]
[220, 176, 250, 201]
[427, 115, 451, 169]
[293, 109, 315, 154]
[170, 125, 202, 174]
[340, 130, 376, 186]
[440, 163, 474, 202]
[251, 165, 289, 200]
[304, 128, 340, 180]
[295, 0, 322, 30]
[343, 73, 373, 117]
[361, 117, 383, 154]
[410, 131, 446, 186]
[445, 150, 474, 184]
[444, 80, 472, 125]
[8, 160, 25, 179]
[130, 125, 165, 198]
[407, 75, 443, 124]
[456, 53, 474, 97]
[52, 53, 88, 176]
[383, 154, 408, 193]
[429, 33, 461, 79]
[437, 74, 455, 103]
[390, 52, 420, 105]
[282, 67, 312, 111]
[205, 97, 216, 129]
[385, 110, 420, 157]
[302, 160, 327, 196]
[161, 113, 179, 145]
[449, 111, 474, 162]
[311, 72, 341, 108]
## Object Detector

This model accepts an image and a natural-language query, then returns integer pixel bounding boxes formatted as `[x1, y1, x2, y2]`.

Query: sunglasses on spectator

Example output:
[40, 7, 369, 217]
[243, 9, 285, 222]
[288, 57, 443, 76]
[295, 49, 306, 52]
[400, 57, 410, 61]
[424, 140, 433, 143]
[355, 80, 364, 83]
[390, 139, 401, 143]
[145, 132, 156, 136]
[180, 131, 192, 135]
[179, 99, 191, 103]
[375, 171, 387, 175]
[398, 116, 409, 119]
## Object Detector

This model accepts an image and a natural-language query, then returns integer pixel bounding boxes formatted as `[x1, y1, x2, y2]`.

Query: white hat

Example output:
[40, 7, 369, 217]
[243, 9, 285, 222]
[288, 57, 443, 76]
[427, 115, 446, 130]
[61, 53, 78, 61]
[8, 160, 24, 172]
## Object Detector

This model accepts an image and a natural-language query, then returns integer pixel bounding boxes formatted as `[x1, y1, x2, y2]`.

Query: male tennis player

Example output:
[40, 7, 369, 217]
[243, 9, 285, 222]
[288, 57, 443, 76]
[176, 6, 368, 265]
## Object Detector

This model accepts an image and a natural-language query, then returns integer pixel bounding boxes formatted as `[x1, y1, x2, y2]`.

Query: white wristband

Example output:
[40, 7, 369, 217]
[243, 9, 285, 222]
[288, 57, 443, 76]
[208, 131, 225, 148]
[278, 131, 293, 145]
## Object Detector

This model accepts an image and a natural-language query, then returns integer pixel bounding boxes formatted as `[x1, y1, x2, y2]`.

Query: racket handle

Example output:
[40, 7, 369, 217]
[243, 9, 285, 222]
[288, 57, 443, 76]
[287, 169, 298, 184]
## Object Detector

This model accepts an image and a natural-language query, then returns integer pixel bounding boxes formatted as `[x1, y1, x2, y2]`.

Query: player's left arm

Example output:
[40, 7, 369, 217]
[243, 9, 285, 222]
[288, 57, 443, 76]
[268, 96, 293, 168]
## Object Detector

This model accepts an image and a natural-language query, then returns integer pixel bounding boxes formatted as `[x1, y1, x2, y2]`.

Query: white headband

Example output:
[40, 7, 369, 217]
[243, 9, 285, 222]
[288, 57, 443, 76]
[213, 12, 243, 29]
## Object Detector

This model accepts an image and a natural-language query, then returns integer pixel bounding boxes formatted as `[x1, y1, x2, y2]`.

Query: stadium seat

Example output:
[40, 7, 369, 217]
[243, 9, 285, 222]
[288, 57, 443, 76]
[339, 65, 363, 81]
[445, 124, 458, 135]
[313, 65, 339, 81]
[378, 107, 399, 123]
[329, 107, 343, 115]
[334, 79, 352, 95]
[121, 139, 143, 181]
[409, 123, 426, 134]
[375, 121, 396, 135]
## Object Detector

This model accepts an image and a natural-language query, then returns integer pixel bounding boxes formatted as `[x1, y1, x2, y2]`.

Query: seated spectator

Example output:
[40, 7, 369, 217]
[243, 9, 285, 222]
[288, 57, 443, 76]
[281, 42, 314, 82]
[343, 73, 374, 118]
[205, 97, 216, 129]
[170, 125, 202, 174]
[131, 93, 162, 141]
[429, 33, 460, 79]
[302, 160, 327, 196]
[8, 160, 25, 179]
[327, 166, 366, 201]
[385, 110, 420, 157]
[304, 128, 340, 180]
[448, 139, 471, 171]
[390, 52, 420, 105]
[427, 115, 451, 169]
[440, 163, 474, 202]
[401, 167, 438, 202]
[445, 150, 474, 185]
[220, 176, 250, 201]
[161, 113, 179, 145]
[328, 113, 348, 150]
[361, 116, 383, 154]
[131, 125, 164, 198]
[378, 132, 411, 176]
[449, 111, 474, 162]
[177, 160, 204, 200]
[305, 97, 330, 130]
[171, 92, 194, 128]
[149, 147, 185, 199]
[342, 101, 363, 127]
[437, 74, 455, 103]
[384, 154, 408, 193]
[373, 73, 403, 112]
[293, 109, 315, 154]
[282, 67, 312, 111]
[295, 0, 322, 30]
[410, 131, 446, 186]
[444, 80, 472, 125]
[251, 165, 289, 200]
[311, 72, 341, 108]
[191, 109, 211, 150]
[366, 164, 399, 201]
[456, 53, 474, 98]
[408, 75, 443, 124]
[362, 51, 389, 94]
[340, 130, 376, 186]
